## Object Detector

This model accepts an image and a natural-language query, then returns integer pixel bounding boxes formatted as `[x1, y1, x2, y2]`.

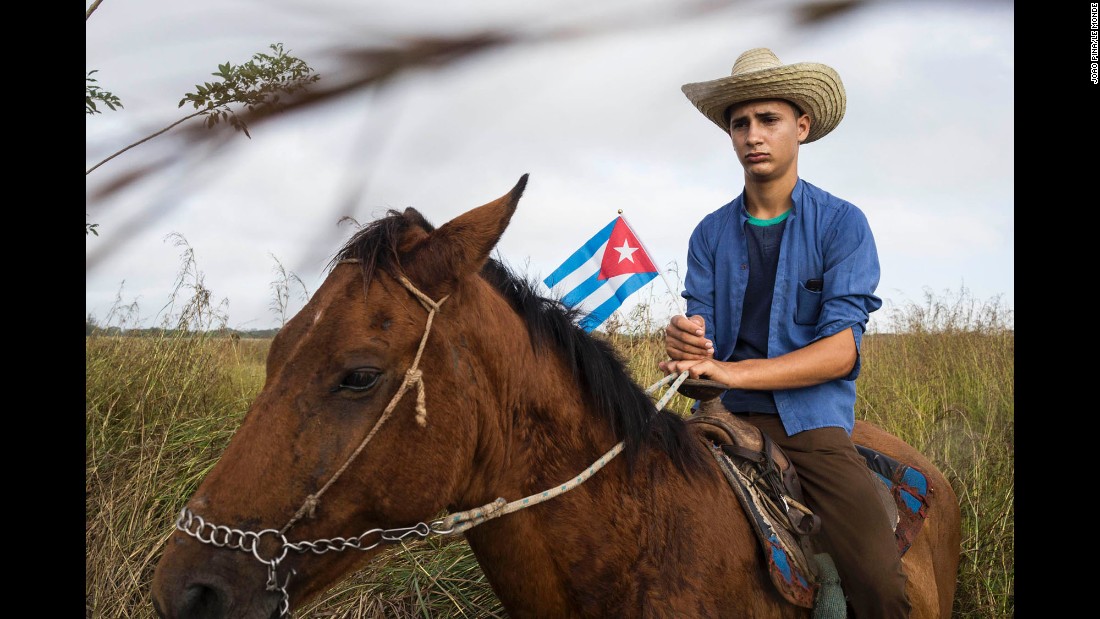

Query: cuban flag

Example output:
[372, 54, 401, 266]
[543, 216, 660, 332]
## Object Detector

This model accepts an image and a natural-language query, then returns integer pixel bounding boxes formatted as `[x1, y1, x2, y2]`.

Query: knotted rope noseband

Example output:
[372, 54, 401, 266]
[172, 262, 691, 617]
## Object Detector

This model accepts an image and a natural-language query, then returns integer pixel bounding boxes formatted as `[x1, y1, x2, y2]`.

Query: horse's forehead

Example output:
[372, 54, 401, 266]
[309, 265, 411, 329]
[310, 265, 365, 320]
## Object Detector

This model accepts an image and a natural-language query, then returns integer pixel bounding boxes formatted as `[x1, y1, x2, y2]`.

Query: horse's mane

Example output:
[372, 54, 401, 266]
[330, 208, 707, 477]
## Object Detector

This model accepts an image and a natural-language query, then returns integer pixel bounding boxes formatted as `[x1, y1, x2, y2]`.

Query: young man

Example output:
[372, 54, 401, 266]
[659, 48, 909, 617]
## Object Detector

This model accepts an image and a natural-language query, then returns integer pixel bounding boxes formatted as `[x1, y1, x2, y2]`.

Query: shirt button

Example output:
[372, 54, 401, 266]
[740, 263, 748, 270]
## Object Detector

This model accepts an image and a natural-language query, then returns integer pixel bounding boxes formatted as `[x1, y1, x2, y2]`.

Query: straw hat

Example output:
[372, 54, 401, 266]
[681, 48, 846, 144]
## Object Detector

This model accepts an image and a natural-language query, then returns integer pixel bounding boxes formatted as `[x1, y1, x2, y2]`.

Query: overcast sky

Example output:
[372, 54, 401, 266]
[85, 0, 1014, 333]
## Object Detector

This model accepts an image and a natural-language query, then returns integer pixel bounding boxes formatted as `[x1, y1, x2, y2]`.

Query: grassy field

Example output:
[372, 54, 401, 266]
[86, 289, 1012, 618]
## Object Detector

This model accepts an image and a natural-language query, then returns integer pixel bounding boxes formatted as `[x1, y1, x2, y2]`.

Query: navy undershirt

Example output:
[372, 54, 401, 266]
[721, 213, 787, 414]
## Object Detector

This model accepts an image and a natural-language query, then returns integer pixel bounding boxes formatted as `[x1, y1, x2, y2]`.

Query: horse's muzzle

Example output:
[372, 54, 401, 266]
[152, 535, 283, 619]
[152, 576, 282, 619]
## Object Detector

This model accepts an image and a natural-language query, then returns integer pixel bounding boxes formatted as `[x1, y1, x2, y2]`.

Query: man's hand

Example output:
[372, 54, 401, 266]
[664, 314, 714, 360]
[658, 357, 735, 386]
[662, 327, 860, 392]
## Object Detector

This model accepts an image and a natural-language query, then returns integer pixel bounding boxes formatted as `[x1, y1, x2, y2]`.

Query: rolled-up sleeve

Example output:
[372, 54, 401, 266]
[816, 205, 882, 379]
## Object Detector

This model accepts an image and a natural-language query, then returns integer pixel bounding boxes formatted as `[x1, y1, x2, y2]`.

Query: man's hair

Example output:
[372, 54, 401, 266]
[723, 99, 806, 127]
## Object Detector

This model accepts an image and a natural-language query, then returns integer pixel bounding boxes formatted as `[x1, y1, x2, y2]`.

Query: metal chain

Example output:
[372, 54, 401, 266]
[174, 507, 458, 617]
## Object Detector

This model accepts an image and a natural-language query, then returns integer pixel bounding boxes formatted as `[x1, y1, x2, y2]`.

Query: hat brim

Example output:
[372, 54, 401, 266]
[681, 62, 845, 144]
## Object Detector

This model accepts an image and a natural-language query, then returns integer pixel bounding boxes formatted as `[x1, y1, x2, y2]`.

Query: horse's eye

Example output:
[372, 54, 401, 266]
[339, 369, 381, 392]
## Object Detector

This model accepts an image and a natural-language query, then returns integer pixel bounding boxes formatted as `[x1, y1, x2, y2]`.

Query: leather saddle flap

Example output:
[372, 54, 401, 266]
[686, 398, 794, 474]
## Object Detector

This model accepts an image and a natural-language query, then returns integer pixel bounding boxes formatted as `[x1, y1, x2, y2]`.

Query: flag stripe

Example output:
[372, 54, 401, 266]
[551, 252, 603, 298]
[572, 272, 633, 310]
[542, 218, 617, 288]
[577, 272, 659, 331]
[560, 270, 605, 308]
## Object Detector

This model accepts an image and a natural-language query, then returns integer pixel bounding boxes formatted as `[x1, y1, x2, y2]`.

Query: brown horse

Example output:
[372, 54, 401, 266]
[151, 175, 961, 618]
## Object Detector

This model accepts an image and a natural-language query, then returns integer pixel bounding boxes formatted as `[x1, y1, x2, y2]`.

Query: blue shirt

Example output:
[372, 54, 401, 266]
[682, 178, 883, 435]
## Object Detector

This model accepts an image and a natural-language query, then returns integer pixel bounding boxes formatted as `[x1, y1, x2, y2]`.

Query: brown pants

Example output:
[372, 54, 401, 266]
[737, 414, 910, 619]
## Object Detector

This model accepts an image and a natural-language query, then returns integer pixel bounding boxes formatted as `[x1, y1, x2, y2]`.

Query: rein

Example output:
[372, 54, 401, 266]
[172, 261, 691, 617]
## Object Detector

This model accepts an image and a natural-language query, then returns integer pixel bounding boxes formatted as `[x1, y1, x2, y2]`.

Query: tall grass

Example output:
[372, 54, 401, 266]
[857, 289, 1014, 617]
[86, 267, 1013, 617]
[88, 240, 244, 618]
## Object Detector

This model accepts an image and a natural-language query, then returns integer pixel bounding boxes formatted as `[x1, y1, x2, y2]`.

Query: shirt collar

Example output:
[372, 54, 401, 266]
[736, 177, 804, 223]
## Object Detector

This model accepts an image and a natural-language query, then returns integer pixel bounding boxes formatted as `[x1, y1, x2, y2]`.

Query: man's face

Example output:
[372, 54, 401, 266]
[726, 99, 810, 182]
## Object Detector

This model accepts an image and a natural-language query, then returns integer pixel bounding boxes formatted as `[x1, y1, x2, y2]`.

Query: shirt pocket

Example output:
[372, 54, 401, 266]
[794, 278, 824, 325]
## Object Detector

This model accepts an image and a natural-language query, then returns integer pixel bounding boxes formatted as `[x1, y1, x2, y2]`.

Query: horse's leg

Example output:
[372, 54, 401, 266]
[900, 532, 944, 618]
[851, 421, 962, 618]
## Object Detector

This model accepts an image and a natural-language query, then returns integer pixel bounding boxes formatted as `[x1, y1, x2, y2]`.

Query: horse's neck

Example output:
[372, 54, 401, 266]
[456, 332, 618, 503]
[461, 407, 767, 617]
[448, 319, 778, 616]
[463, 454, 688, 615]
[463, 446, 778, 618]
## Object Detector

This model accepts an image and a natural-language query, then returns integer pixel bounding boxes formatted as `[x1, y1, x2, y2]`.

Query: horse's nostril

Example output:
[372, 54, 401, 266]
[179, 582, 229, 619]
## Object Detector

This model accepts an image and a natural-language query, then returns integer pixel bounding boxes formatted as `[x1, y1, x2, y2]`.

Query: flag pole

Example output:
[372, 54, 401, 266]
[618, 210, 687, 317]
[619, 211, 694, 398]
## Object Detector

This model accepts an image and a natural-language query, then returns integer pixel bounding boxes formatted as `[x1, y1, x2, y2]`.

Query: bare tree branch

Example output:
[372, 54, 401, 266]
[86, 0, 104, 21]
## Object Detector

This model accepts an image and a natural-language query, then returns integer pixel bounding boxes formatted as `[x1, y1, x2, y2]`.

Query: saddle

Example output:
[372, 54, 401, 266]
[678, 379, 931, 611]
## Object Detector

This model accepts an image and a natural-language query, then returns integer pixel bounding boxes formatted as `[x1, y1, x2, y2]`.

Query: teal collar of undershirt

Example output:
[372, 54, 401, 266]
[746, 210, 790, 227]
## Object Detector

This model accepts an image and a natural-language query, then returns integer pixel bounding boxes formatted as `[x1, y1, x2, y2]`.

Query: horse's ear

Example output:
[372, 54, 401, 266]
[405, 174, 528, 292]
[396, 207, 433, 252]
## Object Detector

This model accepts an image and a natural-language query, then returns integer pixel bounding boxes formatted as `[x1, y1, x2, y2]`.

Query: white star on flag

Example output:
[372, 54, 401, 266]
[615, 240, 639, 263]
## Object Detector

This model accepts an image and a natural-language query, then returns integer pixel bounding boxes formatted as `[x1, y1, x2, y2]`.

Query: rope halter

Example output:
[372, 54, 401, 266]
[282, 266, 448, 533]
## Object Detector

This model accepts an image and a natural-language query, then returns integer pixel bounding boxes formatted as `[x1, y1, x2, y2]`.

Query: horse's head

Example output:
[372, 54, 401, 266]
[152, 175, 529, 619]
